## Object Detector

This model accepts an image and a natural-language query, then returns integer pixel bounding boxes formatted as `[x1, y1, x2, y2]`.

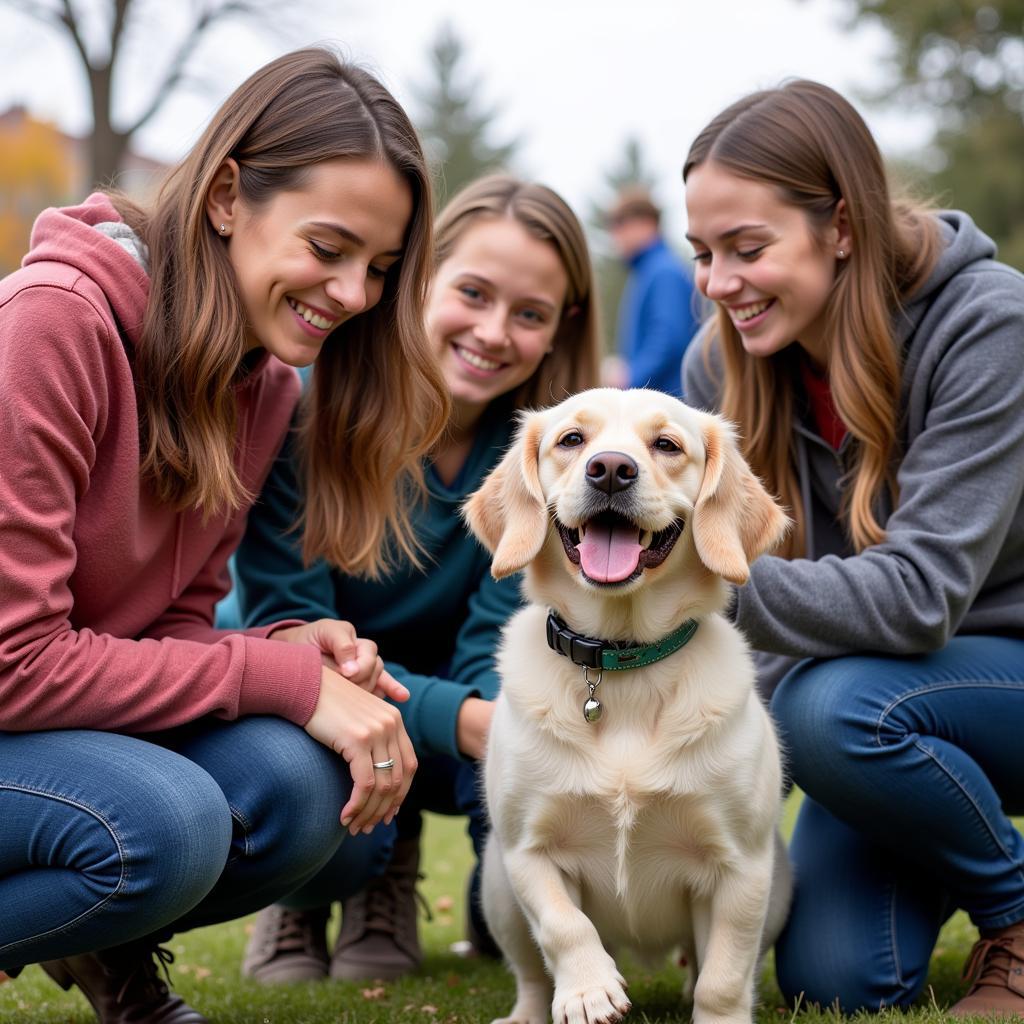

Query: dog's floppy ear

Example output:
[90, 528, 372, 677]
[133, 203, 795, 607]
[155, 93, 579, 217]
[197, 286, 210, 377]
[463, 414, 548, 579]
[692, 416, 790, 584]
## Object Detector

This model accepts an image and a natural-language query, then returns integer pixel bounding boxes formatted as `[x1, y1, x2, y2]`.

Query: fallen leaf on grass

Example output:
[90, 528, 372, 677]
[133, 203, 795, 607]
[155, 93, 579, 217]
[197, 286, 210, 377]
[361, 986, 387, 1000]
[435, 895, 454, 912]
[420, 1005, 438, 1015]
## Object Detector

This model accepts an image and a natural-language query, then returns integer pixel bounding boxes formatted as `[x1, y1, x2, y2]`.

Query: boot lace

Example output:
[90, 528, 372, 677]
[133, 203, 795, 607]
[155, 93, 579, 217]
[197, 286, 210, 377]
[362, 868, 432, 937]
[101, 943, 175, 1007]
[962, 933, 1024, 992]
[272, 907, 319, 954]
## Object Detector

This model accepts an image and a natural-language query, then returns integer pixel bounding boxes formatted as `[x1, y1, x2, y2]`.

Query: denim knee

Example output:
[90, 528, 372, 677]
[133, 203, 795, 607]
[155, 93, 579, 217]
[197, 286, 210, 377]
[218, 718, 347, 865]
[108, 748, 234, 927]
[771, 657, 880, 790]
[0, 733, 233, 964]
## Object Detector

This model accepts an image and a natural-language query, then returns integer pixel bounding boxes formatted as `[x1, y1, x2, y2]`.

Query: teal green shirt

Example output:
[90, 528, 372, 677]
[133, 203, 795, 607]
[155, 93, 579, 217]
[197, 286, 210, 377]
[233, 397, 522, 760]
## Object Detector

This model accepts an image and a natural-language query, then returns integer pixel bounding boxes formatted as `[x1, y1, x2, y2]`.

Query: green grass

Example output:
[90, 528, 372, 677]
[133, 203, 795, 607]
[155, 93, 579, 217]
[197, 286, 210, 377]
[0, 795, 1013, 1022]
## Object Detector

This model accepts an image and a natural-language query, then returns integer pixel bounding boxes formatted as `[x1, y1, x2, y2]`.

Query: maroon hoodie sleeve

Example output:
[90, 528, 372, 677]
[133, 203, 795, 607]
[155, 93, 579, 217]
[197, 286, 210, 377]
[0, 273, 322, 733]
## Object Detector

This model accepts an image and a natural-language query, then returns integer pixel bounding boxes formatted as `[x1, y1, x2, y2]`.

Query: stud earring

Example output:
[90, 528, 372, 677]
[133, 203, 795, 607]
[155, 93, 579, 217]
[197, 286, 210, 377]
[219, 223, 228, 234]
[837, 248, 846, 258]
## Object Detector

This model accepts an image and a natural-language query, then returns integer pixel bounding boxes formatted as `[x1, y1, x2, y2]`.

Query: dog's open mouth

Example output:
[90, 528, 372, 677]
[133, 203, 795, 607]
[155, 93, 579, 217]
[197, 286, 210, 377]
[557, 511, 685, 585]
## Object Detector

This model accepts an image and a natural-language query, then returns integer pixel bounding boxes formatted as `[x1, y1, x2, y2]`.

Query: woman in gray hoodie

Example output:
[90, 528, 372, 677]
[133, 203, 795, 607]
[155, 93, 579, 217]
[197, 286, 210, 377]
[683, 80, 1024, 1015]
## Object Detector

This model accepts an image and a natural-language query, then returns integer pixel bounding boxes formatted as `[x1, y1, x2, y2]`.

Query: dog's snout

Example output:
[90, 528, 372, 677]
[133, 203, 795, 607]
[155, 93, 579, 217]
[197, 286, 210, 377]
[585, 451, 639, 495]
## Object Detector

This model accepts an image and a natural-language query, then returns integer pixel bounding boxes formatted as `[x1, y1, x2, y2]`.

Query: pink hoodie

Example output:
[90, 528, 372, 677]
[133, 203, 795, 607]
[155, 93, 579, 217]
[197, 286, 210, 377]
[0, 194, 322, 732]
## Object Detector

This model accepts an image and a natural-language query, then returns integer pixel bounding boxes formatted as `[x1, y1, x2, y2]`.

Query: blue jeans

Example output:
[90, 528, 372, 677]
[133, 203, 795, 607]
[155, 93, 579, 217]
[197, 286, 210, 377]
[284, 754, 488, 934]
[0, 716, 348, 972]
[771, 636, 1024, 1010]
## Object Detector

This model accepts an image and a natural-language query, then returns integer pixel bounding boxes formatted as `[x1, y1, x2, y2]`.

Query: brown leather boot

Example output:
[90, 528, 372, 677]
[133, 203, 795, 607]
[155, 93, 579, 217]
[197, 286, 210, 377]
[40, 941, 207, 1023]
[330, 837, 427, 981]
[241, 904, 330, 984]
[949, 919, 1024, 1018]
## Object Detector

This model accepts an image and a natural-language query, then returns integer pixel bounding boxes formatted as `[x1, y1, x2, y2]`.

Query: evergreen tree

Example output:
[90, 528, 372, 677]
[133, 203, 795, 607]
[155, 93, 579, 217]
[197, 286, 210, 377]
[412, 22, 519, 208]
[835, 0, 1024, 267]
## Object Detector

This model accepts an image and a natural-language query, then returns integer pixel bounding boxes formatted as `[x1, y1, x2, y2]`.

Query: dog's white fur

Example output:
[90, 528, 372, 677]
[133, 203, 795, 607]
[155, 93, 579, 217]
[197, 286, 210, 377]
[463, 388, 792, 1024]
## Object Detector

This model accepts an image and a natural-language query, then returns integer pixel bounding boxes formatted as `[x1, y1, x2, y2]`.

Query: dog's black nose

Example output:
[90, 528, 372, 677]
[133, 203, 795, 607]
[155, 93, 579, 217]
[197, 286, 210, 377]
[586, 451, 638, 495]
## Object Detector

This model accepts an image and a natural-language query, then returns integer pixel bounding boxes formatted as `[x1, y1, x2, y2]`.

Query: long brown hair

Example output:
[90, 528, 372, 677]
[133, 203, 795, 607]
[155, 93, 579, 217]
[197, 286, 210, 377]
[114, 47, 448, 577]
[683, 80, 941, 556]
[434, 174, 601, 408]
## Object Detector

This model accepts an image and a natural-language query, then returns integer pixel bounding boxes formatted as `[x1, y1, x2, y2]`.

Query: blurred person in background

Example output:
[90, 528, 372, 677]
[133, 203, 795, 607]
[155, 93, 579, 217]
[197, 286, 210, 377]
[683, 78, 1024, 1016]
[234, 174, 601, 985]
[604, 184, 698, 397]
[0, 47, 445, 1023]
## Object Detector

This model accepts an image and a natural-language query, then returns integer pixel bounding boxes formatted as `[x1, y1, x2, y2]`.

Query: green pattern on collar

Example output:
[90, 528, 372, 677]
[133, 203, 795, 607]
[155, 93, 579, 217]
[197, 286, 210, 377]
[600, 618, 699, 670]
[546, 610, 699, 671]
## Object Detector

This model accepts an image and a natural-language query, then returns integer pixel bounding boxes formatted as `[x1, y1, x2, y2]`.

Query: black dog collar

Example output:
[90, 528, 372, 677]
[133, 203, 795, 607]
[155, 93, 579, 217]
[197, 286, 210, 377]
[545, 610, 699, 672]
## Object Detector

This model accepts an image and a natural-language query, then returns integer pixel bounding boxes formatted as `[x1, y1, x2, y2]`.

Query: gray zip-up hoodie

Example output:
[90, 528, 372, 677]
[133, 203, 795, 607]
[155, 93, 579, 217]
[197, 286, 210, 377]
[684, 211, 1024, 696]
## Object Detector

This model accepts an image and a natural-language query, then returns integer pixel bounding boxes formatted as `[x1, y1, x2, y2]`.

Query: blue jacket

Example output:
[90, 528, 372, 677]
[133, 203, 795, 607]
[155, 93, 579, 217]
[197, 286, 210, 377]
[618, 236, 698, 397]
[229, 397, 522, 760]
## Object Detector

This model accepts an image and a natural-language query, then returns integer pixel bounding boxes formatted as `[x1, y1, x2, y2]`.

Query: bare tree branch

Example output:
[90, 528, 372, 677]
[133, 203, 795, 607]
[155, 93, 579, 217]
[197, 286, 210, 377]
[106, 0, 130, 70]
[56, 0, 91, 70]
[2, 0, 64, 26]
[124, 0, 257, 135]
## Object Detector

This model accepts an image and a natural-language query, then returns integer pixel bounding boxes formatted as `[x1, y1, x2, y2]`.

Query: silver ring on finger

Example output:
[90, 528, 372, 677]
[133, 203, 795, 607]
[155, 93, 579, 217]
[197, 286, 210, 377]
[372, 758, 395, 771]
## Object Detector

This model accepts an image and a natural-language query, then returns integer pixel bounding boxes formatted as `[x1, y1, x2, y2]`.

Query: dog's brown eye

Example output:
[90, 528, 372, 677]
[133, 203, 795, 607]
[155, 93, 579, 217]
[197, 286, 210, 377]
[654, 437, 681, 453]
[558, 430, 584, 448]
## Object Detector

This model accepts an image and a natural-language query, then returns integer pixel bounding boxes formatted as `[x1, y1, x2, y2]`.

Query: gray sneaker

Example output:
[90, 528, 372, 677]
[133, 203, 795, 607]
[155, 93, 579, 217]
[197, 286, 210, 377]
[241, 904, 330, 984]
[330, 838, 427, 981]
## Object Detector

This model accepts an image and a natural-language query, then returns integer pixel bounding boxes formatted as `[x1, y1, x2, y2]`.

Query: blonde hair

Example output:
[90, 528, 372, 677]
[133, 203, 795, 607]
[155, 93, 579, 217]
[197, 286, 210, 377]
[683, 80, 941, 556]
[434, 174, 601, 408]
[114, 47, 448, 578]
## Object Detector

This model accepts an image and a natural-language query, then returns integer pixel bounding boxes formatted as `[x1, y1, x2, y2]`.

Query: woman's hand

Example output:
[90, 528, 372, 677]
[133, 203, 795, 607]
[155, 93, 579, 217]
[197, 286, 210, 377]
[272, 619, 409, 702]
[305, 666, 418, 834]
[456, 697, 494, 761]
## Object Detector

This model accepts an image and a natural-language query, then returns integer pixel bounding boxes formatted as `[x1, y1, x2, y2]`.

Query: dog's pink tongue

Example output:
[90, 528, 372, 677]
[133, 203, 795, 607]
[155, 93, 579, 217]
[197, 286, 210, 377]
[577, 522, 643, 583]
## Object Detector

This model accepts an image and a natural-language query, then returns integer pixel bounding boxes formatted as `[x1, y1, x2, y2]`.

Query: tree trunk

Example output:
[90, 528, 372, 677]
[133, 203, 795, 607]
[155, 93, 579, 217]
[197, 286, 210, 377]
[87, 63, 128, 189]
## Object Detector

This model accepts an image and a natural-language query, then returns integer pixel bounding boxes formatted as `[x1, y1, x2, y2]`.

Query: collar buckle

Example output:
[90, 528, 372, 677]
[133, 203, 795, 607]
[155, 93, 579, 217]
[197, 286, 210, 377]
[546, 612, 604, 668]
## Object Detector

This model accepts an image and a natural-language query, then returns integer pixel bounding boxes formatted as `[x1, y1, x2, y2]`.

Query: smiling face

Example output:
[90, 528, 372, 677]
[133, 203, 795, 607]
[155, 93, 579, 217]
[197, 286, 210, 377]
[537, 390, 707, 591]
[425, 216, 569, 429]
[212, 156, 412, 365]
[463, 388, 790, 639]
[685, 160, 847, 366]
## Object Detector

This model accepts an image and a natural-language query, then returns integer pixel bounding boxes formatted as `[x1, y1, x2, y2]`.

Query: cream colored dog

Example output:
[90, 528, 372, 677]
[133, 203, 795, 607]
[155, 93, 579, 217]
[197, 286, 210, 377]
[463, 388, 792, 1024]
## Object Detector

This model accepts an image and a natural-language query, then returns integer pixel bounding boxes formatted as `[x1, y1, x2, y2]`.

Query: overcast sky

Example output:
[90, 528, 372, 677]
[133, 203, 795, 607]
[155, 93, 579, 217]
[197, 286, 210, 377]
[1, 0, 934, 251]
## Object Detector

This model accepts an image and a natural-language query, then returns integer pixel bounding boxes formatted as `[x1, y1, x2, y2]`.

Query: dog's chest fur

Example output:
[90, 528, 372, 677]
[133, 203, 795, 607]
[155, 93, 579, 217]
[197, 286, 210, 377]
[488, 604, 780, 952]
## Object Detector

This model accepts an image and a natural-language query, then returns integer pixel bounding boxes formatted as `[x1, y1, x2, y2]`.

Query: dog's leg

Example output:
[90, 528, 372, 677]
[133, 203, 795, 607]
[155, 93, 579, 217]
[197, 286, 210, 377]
[504, 848, 631, 1024]
[483, 840, 552, 1024]
[691, 854, 774, 1024]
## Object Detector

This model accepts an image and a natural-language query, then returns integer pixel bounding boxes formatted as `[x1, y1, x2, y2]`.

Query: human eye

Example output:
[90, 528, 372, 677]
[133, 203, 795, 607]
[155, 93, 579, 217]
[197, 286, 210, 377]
[458, 284, 484, 302]
[692, 250, 711, 264]
[368, 262, 391, 281]
[308, 239, 340, 262]
[738, 244, 767, 261]
[516, 307, 547, 326]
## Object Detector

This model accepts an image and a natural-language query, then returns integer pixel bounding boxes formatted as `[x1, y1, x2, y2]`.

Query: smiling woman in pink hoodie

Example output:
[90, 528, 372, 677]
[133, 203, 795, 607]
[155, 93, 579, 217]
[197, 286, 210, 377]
[0, 48, 447, 1023]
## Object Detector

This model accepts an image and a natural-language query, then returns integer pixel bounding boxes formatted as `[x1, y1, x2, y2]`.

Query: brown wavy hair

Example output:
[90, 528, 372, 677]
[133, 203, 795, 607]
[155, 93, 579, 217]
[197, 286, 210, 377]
[683, 80, 941, 556]
[433, 174, 601, 408]
[114, 47, 448, 577]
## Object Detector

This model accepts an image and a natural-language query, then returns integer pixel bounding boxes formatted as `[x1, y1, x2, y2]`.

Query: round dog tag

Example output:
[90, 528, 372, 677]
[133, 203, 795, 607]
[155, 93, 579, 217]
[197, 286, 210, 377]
[583, 696, 603, 723]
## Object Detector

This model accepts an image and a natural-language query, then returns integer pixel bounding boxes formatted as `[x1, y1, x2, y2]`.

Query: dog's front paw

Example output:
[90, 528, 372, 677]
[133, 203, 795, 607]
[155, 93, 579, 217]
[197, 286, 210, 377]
[551, 965, 630, 1024]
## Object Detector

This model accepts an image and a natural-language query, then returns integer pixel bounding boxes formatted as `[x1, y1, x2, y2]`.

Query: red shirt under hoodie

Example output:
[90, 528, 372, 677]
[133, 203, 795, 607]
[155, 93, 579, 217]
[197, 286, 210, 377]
[0, 194, 322, 732]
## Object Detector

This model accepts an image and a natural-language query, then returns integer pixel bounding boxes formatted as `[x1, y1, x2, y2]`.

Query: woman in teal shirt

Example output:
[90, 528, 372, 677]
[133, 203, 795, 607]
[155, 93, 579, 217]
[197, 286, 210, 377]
[234, 175, 601, 983]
